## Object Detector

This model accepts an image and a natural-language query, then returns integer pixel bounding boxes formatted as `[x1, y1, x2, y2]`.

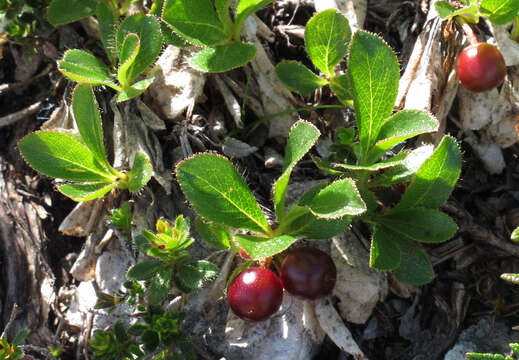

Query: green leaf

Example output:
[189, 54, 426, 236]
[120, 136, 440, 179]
[366, 110, 439, 164]
[511, 227, 519, 242]
[376, 207, 458, 243]
[147, 266, 173, 303]
[335, 150, 408, 172]
[393, 242, 435, 285]
[176, 153, 271, 234]
[369, 145, 434, 187]
[118, 33, 141, 87]
[128, 152, 153, 192]
[162, 0, 228, 47]
[58, 49, 117, 87]
[348, 31, 399, 163]
[451, 5, 480, 23]
[435, 1, 457, 19]
[177, 260, 219, 291]
[127, 261, 163, 280]
[194, 217, 231, 250]
[190, 42, 257, 73]
[141, 330, 159, 352]
[395, 136, 461, 210]
[480, 0, 519, 25]
[116, 78, 154, 102]
[235, 233, 297, 260]
[311, 156, 347, 176]
[501, 273, 519, 285]
[466, 354, 506, 360]
[96, 0, 118, 64]
[116, 14, 162, 84]
[275, 61, 329, 95]
[304, 9, 351, 77]
[58, 182, 116, 201]
[72, 84, 108, 165]
[280, 205, 351, 239]
[150, 0, 189, 47]
[307, 178, 366, 219]
[235, 0, 275, 36]
[370, 225, 401, 271]
[47, 0, 97, 25]
[273, 120, 320, 221]
[329, 74, 353, 106]
[113, 321, 128, 343]
[12, 329, 30, 347]
[106, 202, 131, 234]
[19, 131, 115, 182]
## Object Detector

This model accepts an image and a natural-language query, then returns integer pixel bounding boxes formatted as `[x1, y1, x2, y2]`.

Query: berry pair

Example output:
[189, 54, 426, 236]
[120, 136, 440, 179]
[227, 247, 336, 321]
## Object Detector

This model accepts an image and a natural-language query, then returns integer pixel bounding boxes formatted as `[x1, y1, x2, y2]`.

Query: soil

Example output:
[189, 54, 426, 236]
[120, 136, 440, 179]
[1, 1, 519, 359]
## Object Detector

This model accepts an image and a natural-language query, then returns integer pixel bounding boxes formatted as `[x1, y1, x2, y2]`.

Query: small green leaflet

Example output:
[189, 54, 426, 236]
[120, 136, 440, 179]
[369, 145, 434, 187]
[147, 266, 173, 303]
[118, 33, 141, 87]
[376, 207, 458, 244]
[214, 0, 233, 34]
[304, 9, 351, 77]
[72, 84, 108, 166]
[19, 131, 115, 182]
[59, 182, 116, 201]
[435, 1, 457, 18]
[127, 261, 163, 281]
[348, 31, 399, 163]
[435, 3, 480, 23]
[47, 0, 97, 25]
[162, 0, 228, 47]
[393, 242, 435, 286]
[273, 120, 320, 221]
[96, 0, 118, 64]
[280, 205, 351, 239]
[480, 0, 519, 25]
[366, 110, 439, 164]
[116, 14, 162, 84]
[235, 233, 297, 260]
[190, 42, 257, 73]
[307, 178, 366, 219]
[501, 273, 519, 285]
[370, 225, 401, 271]
[275, 61, 329, 95]
[58, 49, 117, 88]
[329, 74, 353, 106]
[116, 78, 154, 102]
[127, 152, 153, 192]
[176, 153, 271, 234]
[335, 151, 409, 172]
[511, 226, 519, 242]
[395, 136, 461, 210]
[177, 260, 219, 291]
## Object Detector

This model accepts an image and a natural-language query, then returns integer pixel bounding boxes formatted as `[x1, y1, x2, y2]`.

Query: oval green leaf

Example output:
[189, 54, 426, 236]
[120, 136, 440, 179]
[304, 9, 351, 77]
[194, 217, 231, 250]
[275, 61, 329, 95]
[118, 33, 141, 87]
[128, 152, 153, 192]
[58, 182, 116, 202]
[190, 42, 257, 73]
[126, 260, 163, 281]
[235, 233, 296, 260]
[72, 84, 108, 165]
[176, 153, 271, 234]
[19, 131, 115, 182]
[348, 31, 399, 162]
[47, 0, 97, 26]
[370, 225, 401, 271]
[307, 178, 366, 219]
[162, 0, 228, 47]
[58, 49, 117, 87]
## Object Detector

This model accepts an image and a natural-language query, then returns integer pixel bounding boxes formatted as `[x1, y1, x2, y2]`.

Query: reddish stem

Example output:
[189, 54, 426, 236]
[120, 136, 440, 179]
[458, 18, 479, 45]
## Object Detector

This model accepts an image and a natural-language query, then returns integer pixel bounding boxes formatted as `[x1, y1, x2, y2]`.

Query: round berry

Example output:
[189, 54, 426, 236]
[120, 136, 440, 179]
[457, 42, 506, 92]
[281, 247, 336, 300]
[227, 267, 283, 321]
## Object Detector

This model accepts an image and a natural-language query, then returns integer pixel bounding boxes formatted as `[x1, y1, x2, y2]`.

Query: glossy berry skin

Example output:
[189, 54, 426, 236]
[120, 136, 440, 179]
[457, 42, 506, 92]
[281, 247, 336, 300]
[227, 267, 283, 321]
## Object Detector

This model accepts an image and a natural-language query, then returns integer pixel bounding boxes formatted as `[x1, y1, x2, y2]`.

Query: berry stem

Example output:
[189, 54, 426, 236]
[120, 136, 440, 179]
[457, 18, 478, 45]
[512, 16, 519, 43]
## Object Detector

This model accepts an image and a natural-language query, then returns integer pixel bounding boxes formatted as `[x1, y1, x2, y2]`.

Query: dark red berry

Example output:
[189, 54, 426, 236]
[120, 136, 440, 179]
[281, 247, 336, 300]
[227, 267, 283, 321]
[457, 42, 506, 92]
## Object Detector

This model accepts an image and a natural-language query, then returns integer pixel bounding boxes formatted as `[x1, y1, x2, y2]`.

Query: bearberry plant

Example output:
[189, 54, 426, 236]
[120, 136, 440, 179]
[19, 83, 153, 201]
[176, 10, 462, 286]
[0, 329, 30, 360]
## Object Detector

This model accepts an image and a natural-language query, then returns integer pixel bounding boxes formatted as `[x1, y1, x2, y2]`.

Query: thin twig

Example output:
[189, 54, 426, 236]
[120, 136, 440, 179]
[1, 303, 20, 338]
[0, 64, 53, 96]
[0, 102, 41, 128]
